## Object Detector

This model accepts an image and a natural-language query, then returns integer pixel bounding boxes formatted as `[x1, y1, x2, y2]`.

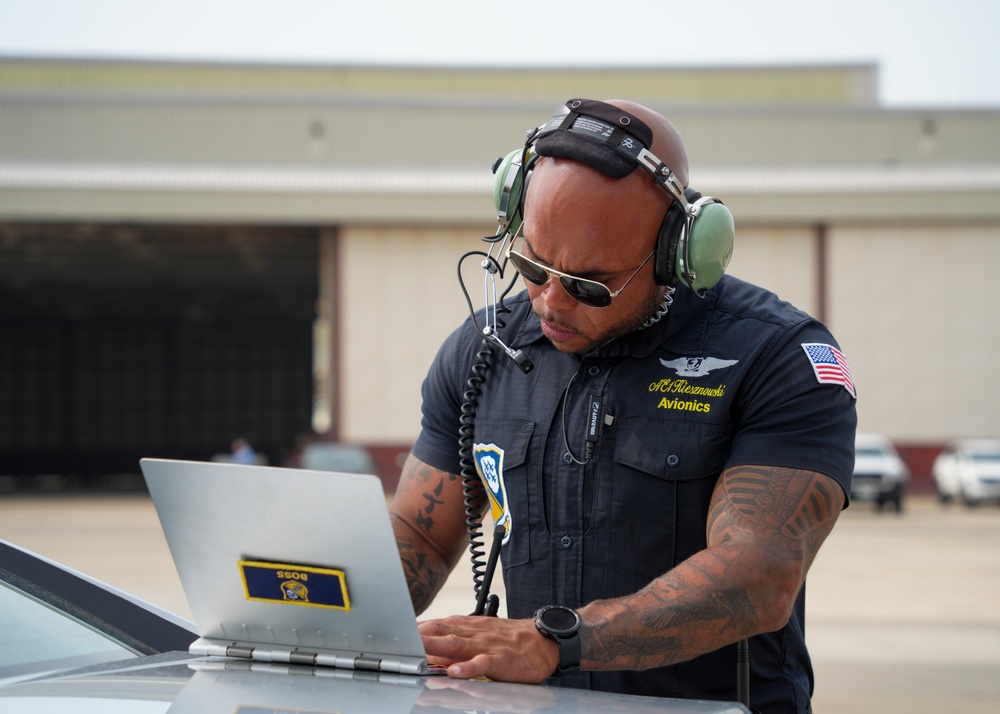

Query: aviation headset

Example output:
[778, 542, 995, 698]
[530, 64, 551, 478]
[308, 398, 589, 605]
[492, 98, 735, 296]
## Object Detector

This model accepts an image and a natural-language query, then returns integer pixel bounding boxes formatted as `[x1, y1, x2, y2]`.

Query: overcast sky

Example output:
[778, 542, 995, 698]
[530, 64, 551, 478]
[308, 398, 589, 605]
[1, 0, 998, 108]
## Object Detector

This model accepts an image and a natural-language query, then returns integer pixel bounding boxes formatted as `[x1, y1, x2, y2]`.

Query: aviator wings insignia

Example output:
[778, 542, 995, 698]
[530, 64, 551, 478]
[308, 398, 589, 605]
[660, 356, 739, 377]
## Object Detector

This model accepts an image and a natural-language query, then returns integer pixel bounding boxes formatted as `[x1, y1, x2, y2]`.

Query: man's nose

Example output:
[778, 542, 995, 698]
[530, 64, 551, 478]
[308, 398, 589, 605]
[538, 275, 578, 310]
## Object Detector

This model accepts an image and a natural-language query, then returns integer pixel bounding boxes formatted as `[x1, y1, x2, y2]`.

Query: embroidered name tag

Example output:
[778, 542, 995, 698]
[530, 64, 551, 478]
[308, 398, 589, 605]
[238, 560, 350, 611]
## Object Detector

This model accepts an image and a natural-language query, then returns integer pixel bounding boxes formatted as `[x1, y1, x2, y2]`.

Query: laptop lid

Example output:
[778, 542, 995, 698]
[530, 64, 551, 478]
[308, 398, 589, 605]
[140, 458, 434, 675]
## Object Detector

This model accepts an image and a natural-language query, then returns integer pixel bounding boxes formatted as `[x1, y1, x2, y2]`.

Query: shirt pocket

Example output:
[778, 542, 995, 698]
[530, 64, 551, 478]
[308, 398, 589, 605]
[472, 418, 534, 568]
[603, 417, 732, 580]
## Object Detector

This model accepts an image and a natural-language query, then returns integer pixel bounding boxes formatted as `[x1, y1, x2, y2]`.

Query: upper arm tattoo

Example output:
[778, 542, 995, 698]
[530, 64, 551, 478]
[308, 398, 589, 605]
[708, 465, 844, 561]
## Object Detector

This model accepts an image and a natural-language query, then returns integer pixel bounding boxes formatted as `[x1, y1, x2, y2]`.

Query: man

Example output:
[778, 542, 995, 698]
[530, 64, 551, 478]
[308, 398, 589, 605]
[229, 437, 257, 465]
[389, 98, 856, 713]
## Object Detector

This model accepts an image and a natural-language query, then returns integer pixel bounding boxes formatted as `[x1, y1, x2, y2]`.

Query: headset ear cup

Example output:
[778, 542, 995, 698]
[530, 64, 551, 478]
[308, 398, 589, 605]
[654, 203, 686, 285]
[681, 201, 735, 293]
[492, 148, 536, 236]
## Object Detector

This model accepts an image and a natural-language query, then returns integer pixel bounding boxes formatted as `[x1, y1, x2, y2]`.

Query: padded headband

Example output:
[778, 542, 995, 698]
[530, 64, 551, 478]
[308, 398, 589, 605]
[534, 98, 686, 205]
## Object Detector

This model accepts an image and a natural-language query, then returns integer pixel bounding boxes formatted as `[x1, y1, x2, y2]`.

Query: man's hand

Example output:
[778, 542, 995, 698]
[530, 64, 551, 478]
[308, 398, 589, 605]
[419, 615, 559, 683]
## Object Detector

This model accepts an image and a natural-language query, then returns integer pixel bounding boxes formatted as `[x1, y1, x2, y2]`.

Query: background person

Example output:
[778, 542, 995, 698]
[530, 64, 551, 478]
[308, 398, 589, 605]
[229, 437, 257, 465]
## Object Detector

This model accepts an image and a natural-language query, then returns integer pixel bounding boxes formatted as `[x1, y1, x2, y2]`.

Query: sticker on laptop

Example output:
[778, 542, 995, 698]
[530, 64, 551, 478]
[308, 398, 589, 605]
[238, 559, 351, 611]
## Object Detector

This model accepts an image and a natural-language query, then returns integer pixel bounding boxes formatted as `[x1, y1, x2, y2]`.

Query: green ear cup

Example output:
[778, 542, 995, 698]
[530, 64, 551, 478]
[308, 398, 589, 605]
[491, 148, 535, 236]
[492, 150, 520, 212]
[679, 201, 735, 293]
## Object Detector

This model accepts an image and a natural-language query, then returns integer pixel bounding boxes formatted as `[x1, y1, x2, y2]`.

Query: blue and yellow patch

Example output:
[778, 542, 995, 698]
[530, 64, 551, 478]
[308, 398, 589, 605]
[473, 442, 511, 544]
[238, 560, 350, 611]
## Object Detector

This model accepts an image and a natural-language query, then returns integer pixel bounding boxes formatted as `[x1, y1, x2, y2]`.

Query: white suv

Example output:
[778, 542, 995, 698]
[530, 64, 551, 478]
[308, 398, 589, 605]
[852, 433, 909, 512]
[932, 439, 1000, 507]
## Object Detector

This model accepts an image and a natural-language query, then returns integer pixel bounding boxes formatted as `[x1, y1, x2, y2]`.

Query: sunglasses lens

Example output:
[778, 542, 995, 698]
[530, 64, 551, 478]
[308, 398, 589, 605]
[561, 278, 612, 308]
[508, 251, 549, 286]
[508, 249, 613, 307]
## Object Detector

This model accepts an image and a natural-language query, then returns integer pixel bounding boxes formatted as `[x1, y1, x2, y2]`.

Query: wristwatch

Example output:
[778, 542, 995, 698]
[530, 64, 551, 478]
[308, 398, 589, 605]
[533, 604, 582, 676]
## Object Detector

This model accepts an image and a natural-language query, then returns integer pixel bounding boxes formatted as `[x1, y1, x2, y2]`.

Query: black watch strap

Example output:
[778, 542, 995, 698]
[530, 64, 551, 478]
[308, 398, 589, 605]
[554, 628, 581, 675]
[534, 605, 582, 676]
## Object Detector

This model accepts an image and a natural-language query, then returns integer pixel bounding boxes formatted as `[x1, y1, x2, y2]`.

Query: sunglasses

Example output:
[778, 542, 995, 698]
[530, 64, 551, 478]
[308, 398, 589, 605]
[506, 227, 655, 308]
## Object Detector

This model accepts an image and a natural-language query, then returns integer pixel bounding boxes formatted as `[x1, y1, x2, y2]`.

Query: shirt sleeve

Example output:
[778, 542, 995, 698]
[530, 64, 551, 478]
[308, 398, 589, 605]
[726, 319, 858, 504]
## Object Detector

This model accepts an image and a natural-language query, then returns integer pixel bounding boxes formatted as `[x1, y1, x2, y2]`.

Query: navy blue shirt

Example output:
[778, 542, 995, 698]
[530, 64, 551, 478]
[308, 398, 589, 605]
[413, 275, 857, 714]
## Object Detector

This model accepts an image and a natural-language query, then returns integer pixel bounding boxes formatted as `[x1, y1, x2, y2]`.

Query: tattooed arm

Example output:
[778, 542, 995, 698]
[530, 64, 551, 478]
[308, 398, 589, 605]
[577, 465, 845, 670]
[414, 464, 845, 682]
[389, 452, 484, 615]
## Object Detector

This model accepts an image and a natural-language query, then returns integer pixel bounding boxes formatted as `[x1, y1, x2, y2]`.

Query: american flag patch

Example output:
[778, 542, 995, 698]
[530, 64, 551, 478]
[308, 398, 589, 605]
[801, 343, 857, 399]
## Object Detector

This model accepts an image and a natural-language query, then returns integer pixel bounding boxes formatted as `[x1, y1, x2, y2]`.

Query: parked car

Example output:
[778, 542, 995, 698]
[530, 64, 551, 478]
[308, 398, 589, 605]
[0, 537, 748, 713]
[852, 433, 909, 512]
[298, 441, 376, 474]
[932, 438, 1000, 506]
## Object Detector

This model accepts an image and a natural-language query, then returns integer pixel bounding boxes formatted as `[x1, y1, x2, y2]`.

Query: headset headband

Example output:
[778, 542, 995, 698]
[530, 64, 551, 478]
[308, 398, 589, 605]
[534, 98, 687, 206]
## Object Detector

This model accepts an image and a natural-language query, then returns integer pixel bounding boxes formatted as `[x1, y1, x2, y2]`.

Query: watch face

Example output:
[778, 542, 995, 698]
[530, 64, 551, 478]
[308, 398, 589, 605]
[540, 605, 580, 636]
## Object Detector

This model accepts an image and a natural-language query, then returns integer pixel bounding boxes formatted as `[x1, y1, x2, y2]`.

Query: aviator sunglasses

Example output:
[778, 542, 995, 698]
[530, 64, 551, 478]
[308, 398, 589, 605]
[506, 226, 656, 308]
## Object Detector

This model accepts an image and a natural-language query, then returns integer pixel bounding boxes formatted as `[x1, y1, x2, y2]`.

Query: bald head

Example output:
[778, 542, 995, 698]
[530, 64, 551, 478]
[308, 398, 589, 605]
[528, 98, 690, 209]
[525, 99, 689, 240]
[511, 99, 694, 352]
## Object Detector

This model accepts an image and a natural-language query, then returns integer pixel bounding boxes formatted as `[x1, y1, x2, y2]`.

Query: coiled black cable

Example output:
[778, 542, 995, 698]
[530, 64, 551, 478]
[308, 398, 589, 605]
[454, 130, 537, 614]
[458, 337, 496, 610]
[455, 246, 521, 615]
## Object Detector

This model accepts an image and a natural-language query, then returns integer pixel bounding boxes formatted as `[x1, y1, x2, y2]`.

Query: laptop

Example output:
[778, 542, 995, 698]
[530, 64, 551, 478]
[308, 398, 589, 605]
[140, 457, 440, 676]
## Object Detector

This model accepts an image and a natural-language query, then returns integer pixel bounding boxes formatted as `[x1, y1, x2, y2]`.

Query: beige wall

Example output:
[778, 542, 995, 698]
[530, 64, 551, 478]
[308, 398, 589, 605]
[710, 221, 1000, 442]
[684, 220, 1000, 443]
[339, 225, 494, 443]
[829, 224, 1000, 442]
[338, 221, 1000, 447]
[339, 223, 829, 444]
[724, 225, 820, 317]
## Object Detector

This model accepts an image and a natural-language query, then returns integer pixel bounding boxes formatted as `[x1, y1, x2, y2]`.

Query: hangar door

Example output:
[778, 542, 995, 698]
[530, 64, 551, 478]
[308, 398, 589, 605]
[0, 223, 319, 485]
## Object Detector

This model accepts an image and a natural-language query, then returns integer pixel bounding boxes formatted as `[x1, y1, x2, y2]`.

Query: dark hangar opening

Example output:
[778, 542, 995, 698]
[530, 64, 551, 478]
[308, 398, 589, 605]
[0, 222, 320, 487]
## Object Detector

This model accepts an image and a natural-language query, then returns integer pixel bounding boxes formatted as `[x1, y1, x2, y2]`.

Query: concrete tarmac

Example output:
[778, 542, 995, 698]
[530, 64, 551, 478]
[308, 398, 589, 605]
[1, 491, 998, 713]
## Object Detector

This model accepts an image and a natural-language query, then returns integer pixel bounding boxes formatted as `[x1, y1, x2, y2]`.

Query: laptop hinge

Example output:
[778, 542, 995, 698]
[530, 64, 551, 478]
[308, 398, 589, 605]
[226, 644, 254, 659]
[353, 655, 382, 672]
[190, 638, 432, 675]
[289, 651, 318, 666]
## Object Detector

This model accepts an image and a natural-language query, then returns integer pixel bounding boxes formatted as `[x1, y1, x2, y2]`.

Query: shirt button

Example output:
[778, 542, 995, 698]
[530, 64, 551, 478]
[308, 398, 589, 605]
[587, 365, 601, 377]
[563, 451, 573, 463]
[667, 453, 680, 467]
[559, 535, 573, 549]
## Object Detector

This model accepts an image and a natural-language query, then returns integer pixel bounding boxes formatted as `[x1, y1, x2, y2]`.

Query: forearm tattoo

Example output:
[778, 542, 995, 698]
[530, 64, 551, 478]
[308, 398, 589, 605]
[582, 466, 842, 670]
[395, 533, 443, 615]
[392, 461, 463, 614]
